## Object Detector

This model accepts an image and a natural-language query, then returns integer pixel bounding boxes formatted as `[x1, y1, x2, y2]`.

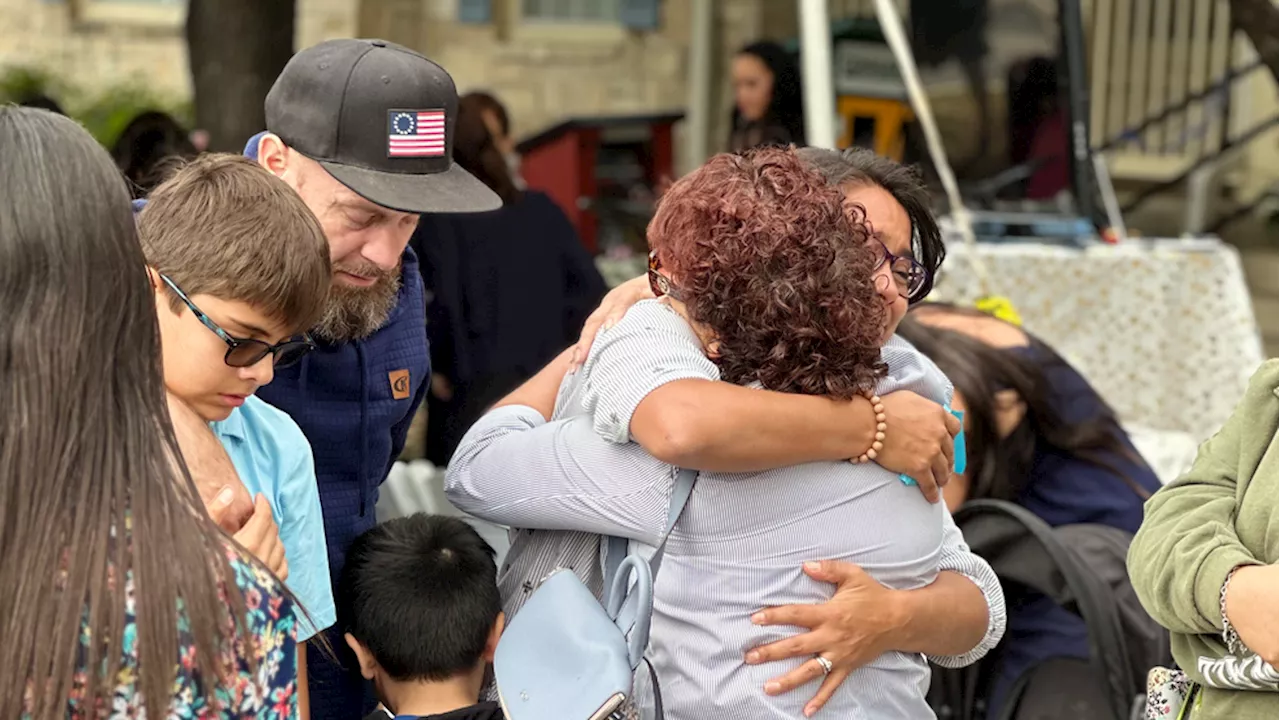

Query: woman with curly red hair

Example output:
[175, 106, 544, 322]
[644, 149, 888, 397]
[446, 147, 1002, 718]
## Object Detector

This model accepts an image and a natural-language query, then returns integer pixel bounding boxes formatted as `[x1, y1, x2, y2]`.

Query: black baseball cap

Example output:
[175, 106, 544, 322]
[265, 38, 500, 214]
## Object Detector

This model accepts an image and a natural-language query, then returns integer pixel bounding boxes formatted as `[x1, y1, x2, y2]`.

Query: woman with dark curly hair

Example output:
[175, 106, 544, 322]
[446, 148, 1003, 718]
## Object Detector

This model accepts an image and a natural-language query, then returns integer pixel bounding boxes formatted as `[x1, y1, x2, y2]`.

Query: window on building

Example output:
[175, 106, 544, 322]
[71, 0, 186, 26]
[521, 0, 620, 23]
[458, 0, 658, 31]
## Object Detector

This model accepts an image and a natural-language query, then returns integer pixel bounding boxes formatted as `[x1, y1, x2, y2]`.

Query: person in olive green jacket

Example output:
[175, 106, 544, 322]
[1129, 359, 1279, 719]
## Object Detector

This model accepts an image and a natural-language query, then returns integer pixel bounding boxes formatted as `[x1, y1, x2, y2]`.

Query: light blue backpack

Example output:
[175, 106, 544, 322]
[493, 468, 698, 720]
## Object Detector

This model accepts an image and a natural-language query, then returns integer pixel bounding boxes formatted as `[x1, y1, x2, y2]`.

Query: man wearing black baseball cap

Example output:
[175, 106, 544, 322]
[242, 38, 499, 718]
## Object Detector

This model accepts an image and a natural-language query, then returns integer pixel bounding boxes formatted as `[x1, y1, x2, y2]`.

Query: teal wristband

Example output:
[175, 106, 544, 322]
[898, 408, 966, 487]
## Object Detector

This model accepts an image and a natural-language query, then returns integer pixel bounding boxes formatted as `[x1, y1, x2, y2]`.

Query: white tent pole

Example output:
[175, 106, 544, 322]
[798, 0, 837, 148]
[872, 0, 991, 295]
[681, 0, 715, 174]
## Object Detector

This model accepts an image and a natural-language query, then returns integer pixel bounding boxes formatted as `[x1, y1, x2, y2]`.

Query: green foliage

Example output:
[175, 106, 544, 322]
[74, 83, 193, 148]
[0, 66, 68, 104]
[0, 65, 191, 148]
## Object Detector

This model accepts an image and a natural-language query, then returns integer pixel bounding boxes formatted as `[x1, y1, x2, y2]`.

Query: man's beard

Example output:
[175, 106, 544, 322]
[311, 261, 402, 343]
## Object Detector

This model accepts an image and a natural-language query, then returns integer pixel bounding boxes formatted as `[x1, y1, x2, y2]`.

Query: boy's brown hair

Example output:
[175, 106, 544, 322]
[138, 153, 330, 334]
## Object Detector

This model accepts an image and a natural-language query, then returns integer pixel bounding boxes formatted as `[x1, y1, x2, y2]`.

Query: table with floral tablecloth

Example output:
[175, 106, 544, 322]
[931, 238, 1265, 442]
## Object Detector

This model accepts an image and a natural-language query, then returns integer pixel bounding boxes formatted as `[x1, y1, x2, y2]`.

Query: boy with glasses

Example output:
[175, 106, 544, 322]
[136, 153, 334, 710]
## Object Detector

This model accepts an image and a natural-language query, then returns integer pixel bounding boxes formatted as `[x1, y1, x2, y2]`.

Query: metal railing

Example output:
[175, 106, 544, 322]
[1086, 0, 1277, 219]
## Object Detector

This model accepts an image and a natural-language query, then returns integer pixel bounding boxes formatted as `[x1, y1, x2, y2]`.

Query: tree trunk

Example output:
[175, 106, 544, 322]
[1228, 0, 1278, 82]
[186, 0, 296, 153]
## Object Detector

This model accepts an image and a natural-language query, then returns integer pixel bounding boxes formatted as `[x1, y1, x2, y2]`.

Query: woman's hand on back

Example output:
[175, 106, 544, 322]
[874, 391, 961, 494]
[744, 561, 904, 717]
[570, 274, 654, 368]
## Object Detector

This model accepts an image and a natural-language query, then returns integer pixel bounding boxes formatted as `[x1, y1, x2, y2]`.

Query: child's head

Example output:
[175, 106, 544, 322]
[138, 154, 330, 421]
[338, 514, 504, 700]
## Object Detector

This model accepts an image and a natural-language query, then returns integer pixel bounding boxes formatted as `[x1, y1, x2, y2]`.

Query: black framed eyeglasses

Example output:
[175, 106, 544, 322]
[647, 251, 684, 301]
[160, 274, 315, 368]
[870, 240, 929, 302]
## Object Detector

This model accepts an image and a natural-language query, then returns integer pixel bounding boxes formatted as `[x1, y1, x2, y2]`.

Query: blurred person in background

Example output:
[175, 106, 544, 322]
[463, 90, 524, 188]
[896, 302, 1162, 714]
[729, 41, 806, 152]
[0, 106, 297, 719]
[910, 0, 992, 169]
[18, 93, 65, 115]
[1006, 57, 1069, 200]
[112, 110, 199, 199]
[413, 92, 607, 467]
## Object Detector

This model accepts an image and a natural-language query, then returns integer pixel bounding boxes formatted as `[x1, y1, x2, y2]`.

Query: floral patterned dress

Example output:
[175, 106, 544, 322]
[31, 546, 297, 719]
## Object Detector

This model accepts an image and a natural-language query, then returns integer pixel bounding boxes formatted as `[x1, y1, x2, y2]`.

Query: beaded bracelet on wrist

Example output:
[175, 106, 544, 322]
[855, 392, 887, 464]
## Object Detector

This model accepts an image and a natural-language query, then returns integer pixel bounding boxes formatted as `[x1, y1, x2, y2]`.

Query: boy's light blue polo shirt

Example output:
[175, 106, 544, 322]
[211, 395, 335, 642]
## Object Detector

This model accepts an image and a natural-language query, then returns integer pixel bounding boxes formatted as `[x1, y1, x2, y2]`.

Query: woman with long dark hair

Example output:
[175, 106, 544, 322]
[412, 92, 606, 466]
[896, 303, 1159, 518]
[0, 107, 297, 718]
[896, 302, 1162, 713]
[729, 41, 806, 152]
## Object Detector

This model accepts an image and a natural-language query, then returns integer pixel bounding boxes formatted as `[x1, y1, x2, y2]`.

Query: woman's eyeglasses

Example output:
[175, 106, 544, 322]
[648, 251, 684, 301]
[869, 240, 929, 301]
[649, 244, 927, 304]
[160, 274, 316, 368]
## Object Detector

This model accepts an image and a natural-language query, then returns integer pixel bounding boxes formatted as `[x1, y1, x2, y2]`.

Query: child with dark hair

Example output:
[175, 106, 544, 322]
[339, 514, 506, 720]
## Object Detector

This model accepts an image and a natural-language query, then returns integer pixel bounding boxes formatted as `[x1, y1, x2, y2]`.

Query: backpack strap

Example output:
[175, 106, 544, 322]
[603, 467, 697, 605]
[605, 468, 697, 637]
[645, 657, 665, 720]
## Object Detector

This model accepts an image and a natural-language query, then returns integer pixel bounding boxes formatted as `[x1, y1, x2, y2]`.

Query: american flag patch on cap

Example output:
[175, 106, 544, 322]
[388, 110, 445, 157]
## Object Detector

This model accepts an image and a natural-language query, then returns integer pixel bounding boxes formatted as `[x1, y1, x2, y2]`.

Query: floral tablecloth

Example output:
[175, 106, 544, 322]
[932, 238, 1265, 441]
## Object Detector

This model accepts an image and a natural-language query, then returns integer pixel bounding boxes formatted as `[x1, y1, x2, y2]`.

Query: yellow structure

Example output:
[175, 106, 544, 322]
[836, 94, 913, 160]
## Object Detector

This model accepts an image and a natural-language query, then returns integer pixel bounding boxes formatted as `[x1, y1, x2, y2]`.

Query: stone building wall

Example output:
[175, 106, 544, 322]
[0, 0, 191, 99]
[0, 0, 398, 99]
[0, 0, 792, 156]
